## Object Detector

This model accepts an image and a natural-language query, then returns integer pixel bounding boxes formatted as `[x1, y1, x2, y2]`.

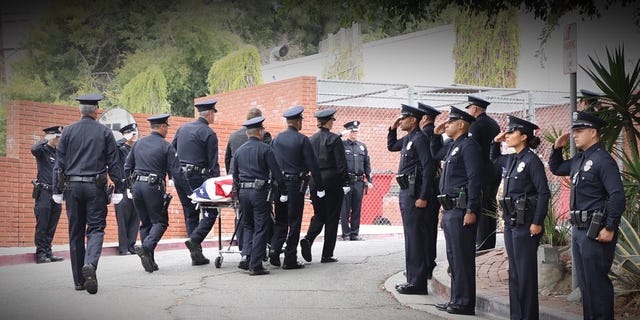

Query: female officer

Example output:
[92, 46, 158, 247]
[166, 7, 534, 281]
[490, 115, 551, 320]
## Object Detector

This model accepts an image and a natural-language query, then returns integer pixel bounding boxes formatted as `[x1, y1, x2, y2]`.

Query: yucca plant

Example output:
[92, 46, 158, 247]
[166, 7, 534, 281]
[611, 216, 640, 293]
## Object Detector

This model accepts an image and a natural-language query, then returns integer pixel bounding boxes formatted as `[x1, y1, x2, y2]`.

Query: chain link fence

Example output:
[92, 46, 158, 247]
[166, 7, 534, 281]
[317, 79, 574, 229]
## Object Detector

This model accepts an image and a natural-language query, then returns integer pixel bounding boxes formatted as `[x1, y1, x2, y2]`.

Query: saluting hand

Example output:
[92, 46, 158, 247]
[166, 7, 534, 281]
[434, 122, 446, 135]
[463, 212, 476, 226]
[554, 132, 570, 149]
[597, 228, 615, 243]
[493, 131, 507, 143]
[391, 117, 402, 130]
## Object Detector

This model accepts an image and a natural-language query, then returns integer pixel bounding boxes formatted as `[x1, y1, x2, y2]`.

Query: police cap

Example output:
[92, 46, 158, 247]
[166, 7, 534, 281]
[315, 109, 337, 120]
[466, 95, 490, 109]
[76, 93, 103, 106]
[195, 98, 218, 113]
[448, 106, 475, 123]
[506, 115, 539, 134]
[578, 89, 603, 99]
[43, 126, 63, 134]
[147, 113, 170, 125]
[572, 111, 606, 130]
[243, 116, 265, 129]
[283, 106, 304, 119]
[399, 104, 426, 119]
[417, 102, 441, 117]
[343, 120, 360, 131]
[118, 123, 137, 134]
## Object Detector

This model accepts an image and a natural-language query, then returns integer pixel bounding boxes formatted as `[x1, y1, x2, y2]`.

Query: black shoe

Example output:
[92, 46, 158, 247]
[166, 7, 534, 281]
[341, 236, 350, 241]
[350, 235, 365, 241]
[119, 251, 131, 256]
[395, 284, 427, 295]
[191, 254, 210, 266]
[435, 302, 450, 311]
[74, 284, 85, 291]
[447, 305, 475, 315]
[282, 261, 305, 269]
[249, 268, 270, 276]
[36, 255, 51, 264]
[134, 245, 155, 273]
[268, 252, 281, 267]
[153, 260, 159, 271]
[320, 256, 338, 263]
[238, 256, 250, 270]
[300, 238, 312, 262]
[394, 282, 409, 290]
[47, 253, 64, 262]
[81, 264, 98, 294]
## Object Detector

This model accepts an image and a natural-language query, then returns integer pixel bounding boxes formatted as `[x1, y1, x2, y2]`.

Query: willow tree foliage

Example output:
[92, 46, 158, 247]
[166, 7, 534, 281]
[207, 46, 263, 95]
[119, 66, 170, 115]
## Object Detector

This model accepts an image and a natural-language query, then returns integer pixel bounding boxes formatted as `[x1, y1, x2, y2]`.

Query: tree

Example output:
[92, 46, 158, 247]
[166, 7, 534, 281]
[207, 45, 263, 94]
[119, 65, 170, 114]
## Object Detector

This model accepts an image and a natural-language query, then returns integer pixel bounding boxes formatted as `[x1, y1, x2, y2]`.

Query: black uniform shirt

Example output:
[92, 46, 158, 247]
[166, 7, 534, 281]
[469, 113, 501, 180]
[387, 127, 435, 200]
[232, 137, 286, 194]
[436, 133, 482, 213]
[117, 138, 132, 168]
[271, 126, 324, 189]
[125, 132, 191, 193]
[31, 140, 56, 185]
[310, 128, 349, 186]
[343, 139, 372, 183]
[54, 116, 124, 191]
[491, 143, 551, 225]
[171, 117, 220, 177]
[549, 143, 625, 229]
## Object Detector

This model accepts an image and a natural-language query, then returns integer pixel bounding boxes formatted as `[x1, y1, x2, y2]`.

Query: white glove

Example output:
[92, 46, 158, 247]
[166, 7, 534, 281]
[168, 179, 175, 187]
[367, 182, 373, 189]
[52, 194, 63, 204]
[342, 187, 351, 195]
[126, 189, 133, 199]
[279, 195, 288, 202]
[316, 190, 326, 198]
[112, 193, 123, 205]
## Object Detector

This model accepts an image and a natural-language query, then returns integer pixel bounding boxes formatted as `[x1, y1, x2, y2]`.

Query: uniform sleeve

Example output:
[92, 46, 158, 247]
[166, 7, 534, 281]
[171, 128, 179, 150]
[106, 130, 125, 192]
[430, 135, 447, 162]
[415, 135, 435, 200]
[463, 141, 483, 214]
[490, 142, 507, 170]
[206, 130, 220, 177]
[548, 147, 572, 176]
[600, 155, 626, 230]
[363, 143, 372, 183]
[528, 156, 551, 225]
[387, 128, 402, 152]
[224, 140, 232, 174]
[333, 136, 349, 186]
[52, 133, 67, 194]
[168, 144, 191, 194]
[124, 144, 135, 177]
[303, 137, 324, 190]
[31, 140, 47, 158]
[266, 149, 286, 196]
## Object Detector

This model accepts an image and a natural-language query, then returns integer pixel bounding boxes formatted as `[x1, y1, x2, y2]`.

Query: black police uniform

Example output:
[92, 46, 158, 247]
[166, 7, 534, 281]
[115, 123, 139, 255]
[491, 115, 550, 320]
[270, 106, 324, 268]
[387, 105, 436, 294]
[31, 126, 63, 263]
[302, 109, 348, 263]
[232, 116, 286, 274]
[466, 96, 501, 250]
[53, 94, 125, 293]
[172, 98, 220, 265]
[340, 120, 372, 241]
[418, 103, 443, 280]
[431, 106, 482, 314]
[126, 114, 191, 273]
[549, 111, 625, 320]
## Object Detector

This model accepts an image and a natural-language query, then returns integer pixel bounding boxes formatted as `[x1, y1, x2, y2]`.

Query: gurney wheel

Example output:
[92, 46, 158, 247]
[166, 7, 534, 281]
[214, 256, 223, 268]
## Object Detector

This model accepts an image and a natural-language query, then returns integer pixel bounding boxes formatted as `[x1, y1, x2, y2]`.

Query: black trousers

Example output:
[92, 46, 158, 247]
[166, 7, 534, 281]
[34, 189, 62, 257]
[239, 188, 271, 271]
[340, 180, 364, 238]
[175, 173, 217, 242]
[306, 176, 344, 258]
[115, 192, 139, 254]
[504, 223, 541, 320]
[441, 207, 477, 309]
[65, 181, 108, 287]
[399, 190, 428, 289]
[476, 178, 499, 250]
[132, 182, 168, 255]
[424, 193, 440, 279]
[572, 227, 616, 320]
[271, 180, 305, 265]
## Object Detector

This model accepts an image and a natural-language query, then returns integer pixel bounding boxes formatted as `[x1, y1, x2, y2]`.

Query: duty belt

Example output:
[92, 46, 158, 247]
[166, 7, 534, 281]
[349, 174, 364, 182]
[136, 176, 152, 182]
[569, 210, 596, 229]
[67, 176, 97, 183]
[283, 172, 306, 181]
[182, 164, 208, 175]
[239, 182, 259, 189]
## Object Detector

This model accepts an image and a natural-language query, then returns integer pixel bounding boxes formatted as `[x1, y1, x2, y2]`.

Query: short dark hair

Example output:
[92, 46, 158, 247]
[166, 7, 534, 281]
[246, 108, 263, 120]
[150, 123, 163, 130]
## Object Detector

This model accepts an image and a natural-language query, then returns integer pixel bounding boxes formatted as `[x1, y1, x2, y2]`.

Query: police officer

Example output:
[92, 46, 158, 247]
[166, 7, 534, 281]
[232, 116, 286, 275]
[115, 123, 139, 255]
[465, 95, 501, 251]
[491, 115, 550, 320]
[269, 106, 324, 269]
[432, 106, 482, 315]
[126, 114, 191, 273]
[52, 93, 125, 294]
[300, 109, 348, 264]
[417, 102, 443, 280]
[339, 120, 372, 241]
[549, 111, 625, 320]
[387, 104, 436, 295]
[31, 125, 64, 264]
[172, 98, 220, 266]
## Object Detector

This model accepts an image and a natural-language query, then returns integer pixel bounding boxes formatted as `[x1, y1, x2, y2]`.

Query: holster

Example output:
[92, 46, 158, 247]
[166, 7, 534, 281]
[408, 174, 417, 197]
[586, 211, 605, 240]
[31, 179, 41, 199]
[299, 174, 310, 193]
[95, 173, 108, 188]
[396, 174, 409, 190]
[105, 184, 115, 204]
[437, 195, 454, 210]
[162, 193, 173, 213]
